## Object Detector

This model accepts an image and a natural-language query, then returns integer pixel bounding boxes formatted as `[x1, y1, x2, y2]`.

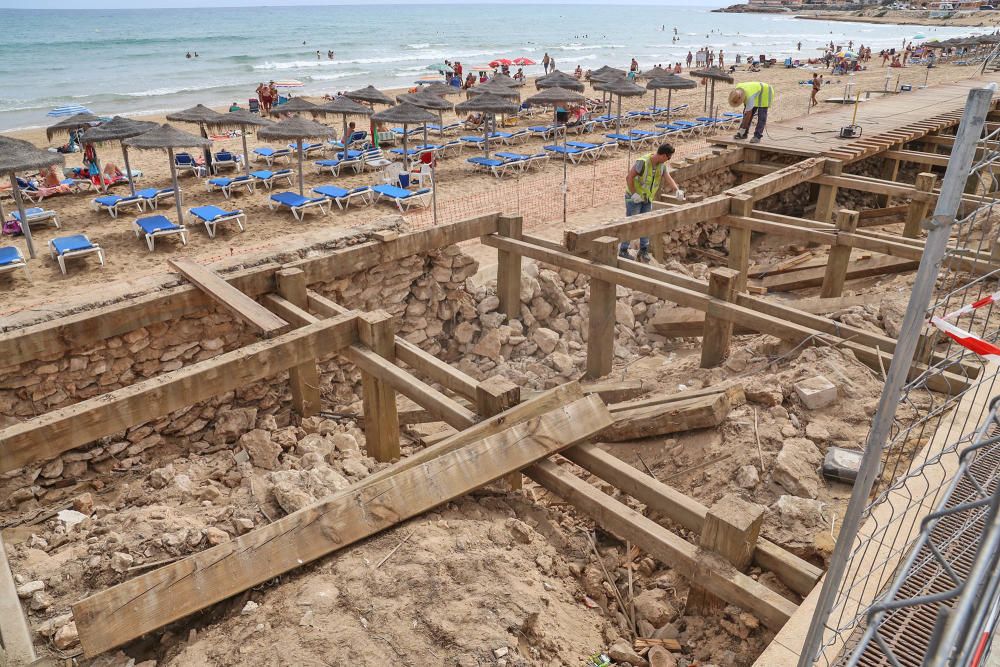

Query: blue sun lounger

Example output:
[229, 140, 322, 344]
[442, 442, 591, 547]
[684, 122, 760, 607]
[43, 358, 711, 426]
[288, 142, 325, 157]
[173, 152, 204, 177]
[268, 191, 330, 220]
[136, 187, 176, 209]
[189, 205, 246, 237]
[251, 169, 294, 190]
[312, 185, 375, 210]
[543, 144, 588, 164]
[92, 194, 144, 217]
[428, 122, 462, 135]
[605, 133, 645, 148]
[467, 156, 522, 178]
[11, 207, 60, 229]
[316, 150, 364, 176]
[133, 215, 187, 251]
[49, 234, 104, 274]
[212, 151, 242, 173]
[253, 147, 292, 165]
[0, 246, 27, 277]
[528, 125, 565, 139]
[206, 175, 255, 199]
[496, 151, 548, 170]
[371, 184, 432, 212]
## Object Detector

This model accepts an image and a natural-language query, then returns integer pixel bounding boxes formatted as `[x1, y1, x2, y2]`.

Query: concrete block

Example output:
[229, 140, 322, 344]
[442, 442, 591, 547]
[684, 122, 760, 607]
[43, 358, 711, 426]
[794, 375, 837, 410]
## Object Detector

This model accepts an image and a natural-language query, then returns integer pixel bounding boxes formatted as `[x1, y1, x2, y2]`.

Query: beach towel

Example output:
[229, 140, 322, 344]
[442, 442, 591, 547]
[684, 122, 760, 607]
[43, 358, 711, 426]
[2, 219, 22, 236]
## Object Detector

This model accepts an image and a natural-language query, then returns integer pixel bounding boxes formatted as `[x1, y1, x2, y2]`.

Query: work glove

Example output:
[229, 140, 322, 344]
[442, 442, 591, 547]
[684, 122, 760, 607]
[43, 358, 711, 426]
[674, 189, 685, 200]
[630, 192, 644, 204]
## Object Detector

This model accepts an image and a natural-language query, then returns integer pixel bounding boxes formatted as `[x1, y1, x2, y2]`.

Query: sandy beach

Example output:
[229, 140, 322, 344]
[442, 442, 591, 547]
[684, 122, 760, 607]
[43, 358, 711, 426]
[0, 59, 981, 321]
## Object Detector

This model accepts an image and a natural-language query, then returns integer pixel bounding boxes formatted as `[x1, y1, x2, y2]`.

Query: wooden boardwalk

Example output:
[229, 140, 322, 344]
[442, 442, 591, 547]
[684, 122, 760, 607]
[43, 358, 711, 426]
[714, 78, 998, 164]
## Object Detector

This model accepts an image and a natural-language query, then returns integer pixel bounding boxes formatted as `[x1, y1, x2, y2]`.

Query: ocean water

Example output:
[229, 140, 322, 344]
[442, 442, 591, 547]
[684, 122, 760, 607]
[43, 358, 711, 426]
[0, 4, 989, 131]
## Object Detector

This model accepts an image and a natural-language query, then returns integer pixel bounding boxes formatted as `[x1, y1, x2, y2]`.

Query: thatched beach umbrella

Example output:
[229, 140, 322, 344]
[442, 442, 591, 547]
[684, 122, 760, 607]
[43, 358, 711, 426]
[492, 73, 523, 88]
[691, 67, 734, 115]
[397, 91, 454, 146]
[594, 77, 646, 135]
[0, 136, 65, 258]
[641, 66, 674, 80]
[524, 87, 587, 225]
[345, 85, 395, 106]
[272, 97, 321, 116]
[646, 74, 697, 124]
[318, 96, 373, 160]
[420, 82, 460, 97]
[257, 116, 336, 196]
[80, 116, 158, 196]
[592, 65, 628, 80]
[166, 104, 227, 173]
[124, 124, 211, 226]
[536, 70, 585, 92]
[206, 110, 273, 177]
[47, 112, 104, 189]
[455, 94, 519, 161]
[371, 103, 436, 172]
[467, 79, 520, 99]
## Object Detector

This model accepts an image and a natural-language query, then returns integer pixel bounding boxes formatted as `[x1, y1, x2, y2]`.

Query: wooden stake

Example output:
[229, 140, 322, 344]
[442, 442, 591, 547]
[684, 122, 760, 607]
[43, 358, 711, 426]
[358, 310, 401, 462]
[496, 214, 524, 321]
[276, 268, 321, 418]
[700, 267, 740, 368]
[475, 376, 522, 489]
[685, 494, 765, 616]
[728, 196, 753, 293]
[820, 209, 860, 298]
[902, 172, 937, 239]
[586, 236, 619, 379]
[813, 160, 843, 224]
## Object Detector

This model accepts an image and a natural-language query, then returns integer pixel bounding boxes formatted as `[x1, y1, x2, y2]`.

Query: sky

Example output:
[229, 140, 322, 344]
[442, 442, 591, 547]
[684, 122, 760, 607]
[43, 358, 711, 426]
[0, 0, 726, 8]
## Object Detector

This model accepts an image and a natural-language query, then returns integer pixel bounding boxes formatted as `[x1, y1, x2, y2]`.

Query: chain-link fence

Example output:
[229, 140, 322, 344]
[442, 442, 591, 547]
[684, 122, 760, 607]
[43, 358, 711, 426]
[798, 84, 1000, 667]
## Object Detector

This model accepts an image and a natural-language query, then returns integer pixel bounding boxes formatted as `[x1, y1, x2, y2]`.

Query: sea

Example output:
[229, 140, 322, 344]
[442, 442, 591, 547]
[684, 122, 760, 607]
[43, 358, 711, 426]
[0, 4, 991, 132]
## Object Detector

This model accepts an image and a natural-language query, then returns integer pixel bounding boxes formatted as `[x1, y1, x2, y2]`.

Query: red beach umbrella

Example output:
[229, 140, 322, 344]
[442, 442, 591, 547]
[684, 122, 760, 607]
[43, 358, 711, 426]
[512, 57, 536, 66]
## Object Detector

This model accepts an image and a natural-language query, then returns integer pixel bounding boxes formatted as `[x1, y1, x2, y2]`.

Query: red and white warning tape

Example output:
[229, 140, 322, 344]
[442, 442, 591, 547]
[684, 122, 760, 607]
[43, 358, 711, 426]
[940, 289, 1000, 322]
[929, 316, 1000, 364]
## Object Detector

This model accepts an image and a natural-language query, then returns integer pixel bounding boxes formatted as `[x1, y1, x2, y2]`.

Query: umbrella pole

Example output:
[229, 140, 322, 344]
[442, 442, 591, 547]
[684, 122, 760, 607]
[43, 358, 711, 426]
[167, 148, 184, 226]
[709, 81, 716, 120]
[201, 125, 214, 175]
[667, 90, 673, 125]
[342, 117, 348, 156]
[431, 163, 438, 225]
[9, 174, 36, 259]
[121, 144, 136, 197]
[703, 80, 708, 113]
[298, 140, 305, 196]
[562, 119, 568, 225]
[94, 153, 107, 193]
[616, 95, 622, 136]
[653, 89, 658, 114]
[484, 115, 490, 161]
[403, 128, 409, 176]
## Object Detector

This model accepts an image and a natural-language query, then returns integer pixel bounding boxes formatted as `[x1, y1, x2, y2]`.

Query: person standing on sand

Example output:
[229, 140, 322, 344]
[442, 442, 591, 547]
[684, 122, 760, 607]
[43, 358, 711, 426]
[686, 51, 693, 68]
[542, 53, 551, 73]
[730, 81, 773, 144]
[811, 73, 822, 107]
[719, 49, 724, 68]
[797, 41, 801, 51]
[620, 143, 681, 262]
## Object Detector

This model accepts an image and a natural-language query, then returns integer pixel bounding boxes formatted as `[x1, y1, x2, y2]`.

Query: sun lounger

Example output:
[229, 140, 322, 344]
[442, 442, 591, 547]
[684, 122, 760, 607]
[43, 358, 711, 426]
[250, 169, 295, 190]
[669, 120, 704, 135]
[173, 152, 204, 177]
[0, 246, 27, 277]
[528, 125, 565, 139]
[212, 151, 242, 173]
[496, 151, 549, 171]
[467, 156, 522, 178]
[567, 120, 597, 135]
[252, 147, 292, 165]
[315, 150, 364, 176]
[371, 184, 432, 212]
[92, 193, 144, 217]
[14, 177, 90, 203]
[268, 191, 330, 220]
[49, 234, 104, 274]
[189, 205, 246, 238]
[605, 133, 646, 148]
[428, 122, 462, 136]
[10, 207, 60, 229]
[360, 149, 392, 172]
[543, 144, 588, 164]
[136, 187, 176, 209]
[495, 130, 529, 145]
[436, 139, 462, 158]
[133, 215, 187, 251]
[288, 142, 325, 157]
[206, 175, 255, 199]
[567, 141, 613, 160]
[312, 185, 375, 210]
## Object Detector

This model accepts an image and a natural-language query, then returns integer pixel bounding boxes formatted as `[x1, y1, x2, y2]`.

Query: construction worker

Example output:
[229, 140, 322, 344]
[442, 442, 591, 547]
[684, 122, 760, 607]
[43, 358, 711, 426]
[620, 143, 682, 262]
[730, 81, 774, 144]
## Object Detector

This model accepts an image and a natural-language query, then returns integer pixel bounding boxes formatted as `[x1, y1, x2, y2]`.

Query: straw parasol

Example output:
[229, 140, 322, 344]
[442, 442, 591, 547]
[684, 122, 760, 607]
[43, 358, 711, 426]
[371, 103, 436, 172]
[124, 124, 211, 226]
[272, 97, 321, 116]
[593, 77, 646, 135]
[467, 79, 520, 99]
[455, 94, 519, 160]
[524, 87, 587, 225]
[80, 116, 159, 196]
[420, 82, 460, 97]
[166, 104, 228, 173]
[257, 116, 336, 196]
[592, 65, 628, 79]
[318, 96, 373, 162]
[207, 110, 273, 176]
[691, 67, 734, 115]
[345, 85, 395, 106]
[397, 92, 454, 146]
[46, 112, 100, 141]
[641, 66, 674, 80]
[536, 70, 585, 92]
[0, 136, 65, 259]
[492, 73, 523, 88]
[645, 74, 697, 124]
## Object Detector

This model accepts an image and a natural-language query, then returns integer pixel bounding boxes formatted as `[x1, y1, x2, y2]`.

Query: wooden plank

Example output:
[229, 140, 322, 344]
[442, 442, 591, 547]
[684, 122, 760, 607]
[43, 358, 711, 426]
[0, 535, 36, 665]
[821, 209, 860, 298]
[610, 383, 745, 413]
[526, 459, 797, 630]
[883, 149, 950, 168]
[72, 394, 614, 658]
[811, 174, 935, 201]
[394, 339, 478, 401]
[586, 237, 618, 379]
[561, 443, 820, 596]
[652, 306, 753, 338]
[728, 197, 753, 293]
[275, 269, 321, 417]
[475, 376, 523, 489]
[858, 204, 909, 220]
[0, 314, 358, 474]
[358, 311, 401, 462]
[599, 392, 731, 442]
[701, 268, 739, 368]
[168, 258, 291, 337]
[496, 214, 523, 320]
[725, 157, 828, 201]
[903, 172, 937, 239]
[764, 254, 918, 292]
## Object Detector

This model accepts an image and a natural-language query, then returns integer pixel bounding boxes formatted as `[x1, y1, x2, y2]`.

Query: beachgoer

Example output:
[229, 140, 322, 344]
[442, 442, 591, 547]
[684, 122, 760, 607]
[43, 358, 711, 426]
[630, 57, 639, 73]
[39, 165, 70, 192]
[811, 74, 822, 107]
[464, 73, 476, 88]
[674, 62, 682, 74]
[686, 51, 693, 68]
[194, 52, 199, 58]
[797, 41, 801, 51]
[229, 102, 242, 112]
[542, 52, 551, 74]
[574, 65, 583, 79]
[719, 50, 724, 68]
[186, 52, 192, 59]
[479, 71, 488, 83]
[514, 67, 525, 81]
[730, 81, 774, 144]
[621, 143, 680, 262]
[454, 61, 463, 78]
[550, 57, 556, 71]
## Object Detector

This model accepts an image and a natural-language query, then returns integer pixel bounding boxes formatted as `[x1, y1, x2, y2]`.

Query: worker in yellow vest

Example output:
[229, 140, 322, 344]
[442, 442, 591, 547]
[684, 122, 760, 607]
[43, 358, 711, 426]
[621, 143, 681, 262]
[729, 81, 774, 144]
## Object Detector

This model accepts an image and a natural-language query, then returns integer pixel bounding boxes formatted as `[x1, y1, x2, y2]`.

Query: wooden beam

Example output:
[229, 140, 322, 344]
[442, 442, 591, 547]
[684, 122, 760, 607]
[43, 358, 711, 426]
[496, 214, 523, 321]
[475, 376, 522, 489]
[561, 443, 820, 597]
[810, 174, 935, 202]
[586, 237, 618, 379]
[358, 311, 401, 462]
[526, 459, 797, 630]
[764, 255, 918, 293]
[0, 535, 36, 665]
[0, 314, 358, 474]
[903, 172, 937, 239]
[883, 149, 950, 168]
[72, 394, 613, 658]
[725, 157, 828, 202]
[701, 268, 739, 368]
[814, 160, 843, 224]
[168, 258, 291, 337]
[821, 209, 860, 298]
[599, 392, 732, 442]
[276, 269, 321, 417]
[728, 197, 753, 292]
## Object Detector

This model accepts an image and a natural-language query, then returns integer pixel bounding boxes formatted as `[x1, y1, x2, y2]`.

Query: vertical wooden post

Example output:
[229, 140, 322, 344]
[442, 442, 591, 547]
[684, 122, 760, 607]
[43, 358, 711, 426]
[700, 267, 740, 369]
[820, 209, 860, 299]
[496, 214, 524, 321]
[728, 195, 753, 293]
[902, 172, 937, 239]
[685, 494, 765, 616]
[878, 150, 900, 207]
[586, 236, 619, 379]
[358, 310, 400, 462]
[813, 160, 843, 223]
[276, 268, 322, 417]
[475, 376, 522, 489]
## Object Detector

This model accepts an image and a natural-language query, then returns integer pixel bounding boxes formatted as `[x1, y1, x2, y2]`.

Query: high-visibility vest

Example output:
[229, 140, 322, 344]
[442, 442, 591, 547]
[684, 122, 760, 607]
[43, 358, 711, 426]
[736, 81, 774, 108]
[634, 154, 663, 201]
